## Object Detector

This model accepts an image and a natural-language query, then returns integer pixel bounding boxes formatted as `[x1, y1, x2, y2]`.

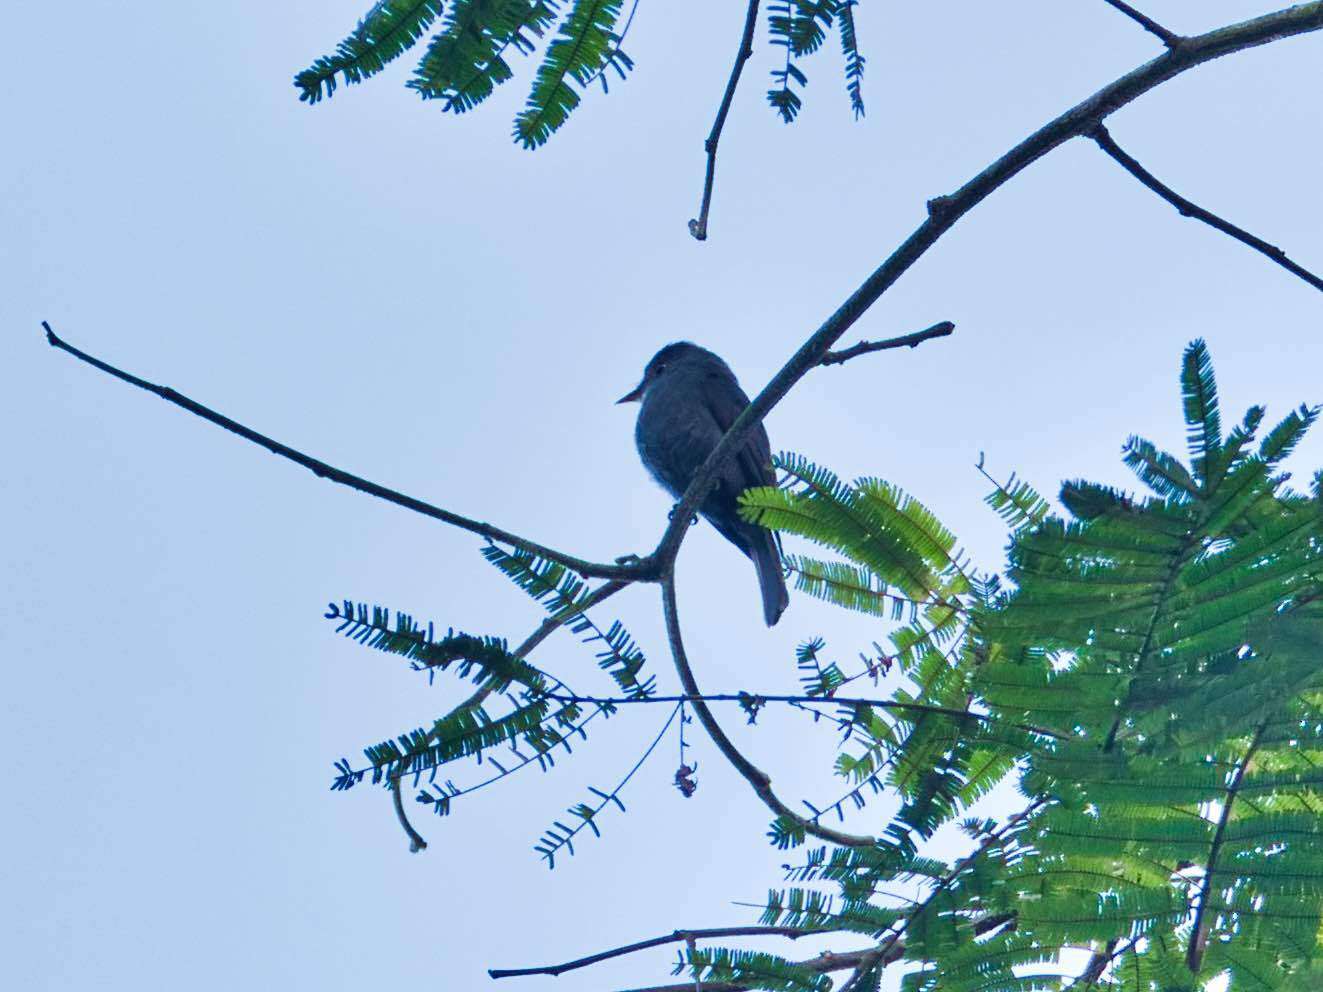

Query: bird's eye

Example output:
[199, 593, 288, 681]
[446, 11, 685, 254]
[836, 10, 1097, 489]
[654, 363, 666, 375]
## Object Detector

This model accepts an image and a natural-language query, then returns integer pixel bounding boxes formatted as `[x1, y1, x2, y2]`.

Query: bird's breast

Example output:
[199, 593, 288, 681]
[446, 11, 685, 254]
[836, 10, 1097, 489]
[634, 384, 722, 499]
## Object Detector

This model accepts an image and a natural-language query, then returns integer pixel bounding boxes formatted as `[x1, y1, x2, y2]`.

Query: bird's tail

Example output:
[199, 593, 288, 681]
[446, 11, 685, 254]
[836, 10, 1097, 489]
[750, 531, 789, 627]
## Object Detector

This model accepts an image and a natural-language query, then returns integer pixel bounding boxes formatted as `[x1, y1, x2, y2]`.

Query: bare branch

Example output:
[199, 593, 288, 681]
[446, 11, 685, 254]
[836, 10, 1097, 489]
[652, 3, 1323, 573]
[42, 323, 651, 582]
[819, 321, 955, 367]
[489, 926, 836, 980]
[660, 575, 878, 848]
[1100, 0, 1183, 48]
[1090, 124, 1323, 294]
[391, 776, 428, 852]
[688, 0, 760, 241]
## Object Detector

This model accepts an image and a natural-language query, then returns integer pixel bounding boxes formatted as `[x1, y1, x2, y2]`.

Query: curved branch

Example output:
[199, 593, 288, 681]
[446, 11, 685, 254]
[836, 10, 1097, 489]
[42, 323, 651, 583]
[1187, 723, 1266, 974]
[489, 925, 835, 980]
[1090, 123, 1323, 294]
[688, 0, 761, 241]
[391, 775, 428, 852]
[660, 575, 878, 848]
[652, 2, 1323, 571]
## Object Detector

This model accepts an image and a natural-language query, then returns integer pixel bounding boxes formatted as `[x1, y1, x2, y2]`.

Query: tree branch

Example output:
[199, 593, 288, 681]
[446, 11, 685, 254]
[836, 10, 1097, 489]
[489, 926, 835, 980]
[1090, 123, 1323, 294]
[835, 951, 885, 992]
[651, 2, 1323, 573]
[688, 0, 760, 241]
[1100, 0, 1183, 48]
[819, 321, 955, 367]
[660, 575, 878, 848]
[541, 691, 1066, 740]
[1187, 722, 1266, 974]
[391, 775, 428, 852]
[1075, 938, 1123, 988]
[42, 323, 650, 582]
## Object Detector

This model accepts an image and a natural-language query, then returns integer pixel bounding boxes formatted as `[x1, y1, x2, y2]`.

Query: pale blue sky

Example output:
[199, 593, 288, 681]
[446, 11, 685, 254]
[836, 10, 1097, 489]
[5, 2, 1322, 989]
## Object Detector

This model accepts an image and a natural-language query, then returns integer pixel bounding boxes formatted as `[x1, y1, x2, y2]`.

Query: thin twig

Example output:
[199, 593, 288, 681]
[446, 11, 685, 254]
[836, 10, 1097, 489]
[41, 323, 652, 583]
[581, 0, 643, 90]
[535, 703, 681, 867]
[688, 0, 760, 241]
[391, 775, 428, 852]
[661, 575, 878, 848]
[1100, 0, 1183, 48]
[1090, 124, 1323, 294]
[652, 3, 1323, 575]
[819, 321, 956, 367]
[541, 691, 1066, 740]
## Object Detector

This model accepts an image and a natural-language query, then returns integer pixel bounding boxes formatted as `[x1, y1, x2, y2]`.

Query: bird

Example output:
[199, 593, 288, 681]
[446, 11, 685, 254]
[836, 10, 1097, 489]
[618, 342, 789, 626]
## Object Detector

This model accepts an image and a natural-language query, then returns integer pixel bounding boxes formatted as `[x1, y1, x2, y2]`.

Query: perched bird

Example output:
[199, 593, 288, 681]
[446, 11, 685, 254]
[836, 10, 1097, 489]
[618, 342, 789, 626]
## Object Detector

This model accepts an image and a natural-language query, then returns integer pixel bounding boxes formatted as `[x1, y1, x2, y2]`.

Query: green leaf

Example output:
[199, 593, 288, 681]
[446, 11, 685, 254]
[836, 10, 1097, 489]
[295, 0, 445, 104]
[409, 0, 559, 112]
[513, 0, 628, 148]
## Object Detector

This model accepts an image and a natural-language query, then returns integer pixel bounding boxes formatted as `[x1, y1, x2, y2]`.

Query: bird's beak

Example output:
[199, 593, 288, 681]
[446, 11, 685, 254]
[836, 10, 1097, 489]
[616, 380, 645, 404]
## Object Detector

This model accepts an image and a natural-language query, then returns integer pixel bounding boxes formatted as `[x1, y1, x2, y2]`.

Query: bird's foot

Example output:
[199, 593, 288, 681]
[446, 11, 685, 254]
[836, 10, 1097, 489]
[615, 553, 644, 566]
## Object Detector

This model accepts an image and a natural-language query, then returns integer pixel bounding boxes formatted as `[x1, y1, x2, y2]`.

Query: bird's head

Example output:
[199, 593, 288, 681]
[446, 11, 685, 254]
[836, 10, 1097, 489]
[616, 341, 728, 404]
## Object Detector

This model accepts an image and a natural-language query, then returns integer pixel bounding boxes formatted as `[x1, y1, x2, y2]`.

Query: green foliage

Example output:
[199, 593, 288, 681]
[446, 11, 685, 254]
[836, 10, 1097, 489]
[295, 1, 446, 103]
[678, 945, 833, 992]
[513, 0, 631, 148]
[326, 599, 544, 690]
[838, 0, 866, 118]
[481, 545, 654, 697]
[767, 1, 869, 122]
[324, 342, 1323, 988]
[409, 0, 560, 113]
[534, 702, 679, 867]
[796, 637, 847, 696]
[324, 595, 621, 845]
[979, 457, 1051, 532]
[294, 0, 868, 144]
[738, 341, 1323, 989]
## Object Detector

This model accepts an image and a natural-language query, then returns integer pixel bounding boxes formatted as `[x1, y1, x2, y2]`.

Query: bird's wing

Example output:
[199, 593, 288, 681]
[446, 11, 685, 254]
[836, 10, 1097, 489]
[700, 372, 777, 490]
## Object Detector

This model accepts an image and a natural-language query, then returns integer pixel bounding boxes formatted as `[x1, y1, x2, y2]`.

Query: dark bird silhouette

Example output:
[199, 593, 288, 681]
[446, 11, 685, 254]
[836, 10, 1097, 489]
[618, 342, 789, 626]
